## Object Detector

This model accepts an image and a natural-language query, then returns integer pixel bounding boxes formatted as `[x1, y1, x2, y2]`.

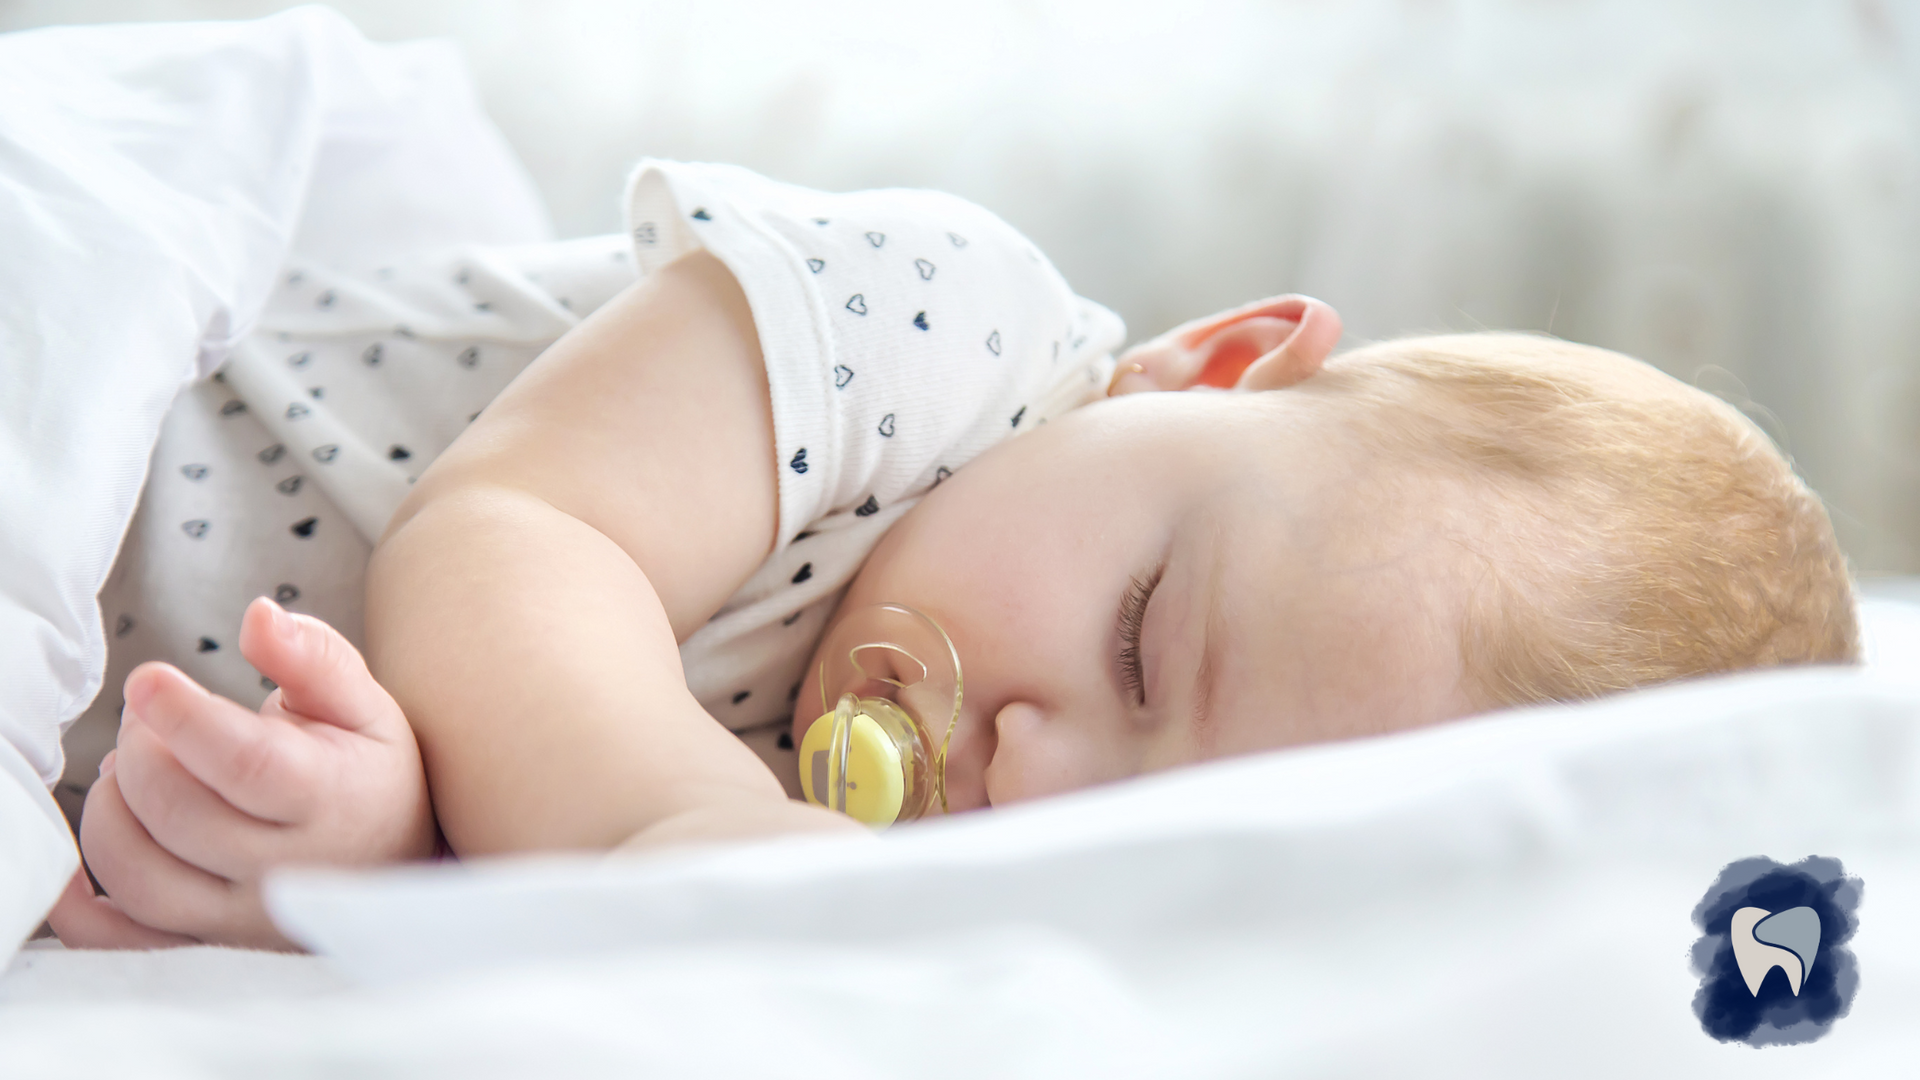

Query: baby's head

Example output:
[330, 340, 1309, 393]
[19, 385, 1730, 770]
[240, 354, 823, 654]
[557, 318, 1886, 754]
[794, 297, 1859, 810]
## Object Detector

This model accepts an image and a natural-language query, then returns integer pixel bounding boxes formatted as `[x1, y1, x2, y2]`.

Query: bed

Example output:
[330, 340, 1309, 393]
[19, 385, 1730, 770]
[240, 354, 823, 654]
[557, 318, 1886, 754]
[3, 9, 1917, 1075]
[5, 642, 1920, 1075]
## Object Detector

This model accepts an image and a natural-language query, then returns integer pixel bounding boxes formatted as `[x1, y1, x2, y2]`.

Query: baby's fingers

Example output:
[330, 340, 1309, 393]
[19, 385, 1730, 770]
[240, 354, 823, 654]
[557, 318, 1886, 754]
[78, 771, 291, 949]
[114, 714, 294, 881]
[123, 661, 321, 824]
[238, 596, 404, 738]
[46, 867, 197, 950]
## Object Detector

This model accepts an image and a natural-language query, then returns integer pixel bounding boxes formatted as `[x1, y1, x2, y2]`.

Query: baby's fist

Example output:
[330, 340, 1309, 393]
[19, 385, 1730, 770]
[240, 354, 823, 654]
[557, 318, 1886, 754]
[61, 598, 434, 949]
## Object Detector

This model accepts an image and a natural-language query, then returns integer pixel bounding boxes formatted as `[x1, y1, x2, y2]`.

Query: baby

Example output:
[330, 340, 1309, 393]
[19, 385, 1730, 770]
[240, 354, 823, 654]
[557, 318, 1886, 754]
[52, 164, 1859, 950]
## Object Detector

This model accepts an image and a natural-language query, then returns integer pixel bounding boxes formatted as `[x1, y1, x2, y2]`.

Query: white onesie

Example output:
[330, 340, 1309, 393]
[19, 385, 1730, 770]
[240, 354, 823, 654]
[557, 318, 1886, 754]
[61, 161, 1123, 815]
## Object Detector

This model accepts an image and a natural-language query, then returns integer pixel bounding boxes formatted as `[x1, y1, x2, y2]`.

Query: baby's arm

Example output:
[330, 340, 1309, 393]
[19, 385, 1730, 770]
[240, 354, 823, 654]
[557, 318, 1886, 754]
[367, 250, 857, 856]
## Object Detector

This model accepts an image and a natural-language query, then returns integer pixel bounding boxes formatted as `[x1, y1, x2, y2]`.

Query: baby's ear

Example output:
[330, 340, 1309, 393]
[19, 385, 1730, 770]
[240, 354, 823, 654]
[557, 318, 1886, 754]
[1108, 295, 1342, 395]
[1229, 296, 1342, 391]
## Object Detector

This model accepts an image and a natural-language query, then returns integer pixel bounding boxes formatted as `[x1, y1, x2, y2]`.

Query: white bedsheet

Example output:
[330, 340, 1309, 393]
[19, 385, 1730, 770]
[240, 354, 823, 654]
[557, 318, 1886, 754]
[0, 940, 347, 1007]
[2, 600, 1916, 1076]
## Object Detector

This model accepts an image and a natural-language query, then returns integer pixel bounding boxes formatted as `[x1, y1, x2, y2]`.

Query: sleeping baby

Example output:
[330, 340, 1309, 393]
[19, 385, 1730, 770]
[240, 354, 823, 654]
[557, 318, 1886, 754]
[51, 162, 1859, 949]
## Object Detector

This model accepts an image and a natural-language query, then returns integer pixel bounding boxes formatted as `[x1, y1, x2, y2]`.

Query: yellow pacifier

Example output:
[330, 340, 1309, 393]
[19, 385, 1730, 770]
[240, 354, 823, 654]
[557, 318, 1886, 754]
[798, 604, 963, 829]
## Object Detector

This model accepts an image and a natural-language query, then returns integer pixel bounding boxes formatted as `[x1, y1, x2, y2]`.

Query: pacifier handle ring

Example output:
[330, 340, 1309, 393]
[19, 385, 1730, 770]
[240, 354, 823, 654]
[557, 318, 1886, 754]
[889, 606, 964, 815]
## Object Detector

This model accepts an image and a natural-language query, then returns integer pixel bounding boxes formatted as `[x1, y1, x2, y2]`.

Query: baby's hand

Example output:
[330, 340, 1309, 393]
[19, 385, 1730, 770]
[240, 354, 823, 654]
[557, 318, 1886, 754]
[51, 597, 435, 950]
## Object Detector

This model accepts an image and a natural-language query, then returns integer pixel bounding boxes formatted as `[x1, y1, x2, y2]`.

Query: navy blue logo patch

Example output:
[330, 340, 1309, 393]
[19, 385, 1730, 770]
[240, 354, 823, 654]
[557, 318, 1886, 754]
[1691, 856, 1862, 1046]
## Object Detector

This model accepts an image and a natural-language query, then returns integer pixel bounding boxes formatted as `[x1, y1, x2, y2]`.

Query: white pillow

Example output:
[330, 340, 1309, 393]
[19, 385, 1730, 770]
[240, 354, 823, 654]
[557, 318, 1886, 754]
[0, 5, 549, 962]
[1860, 589, 1920, 685]
[245, 668, 1920, 1073]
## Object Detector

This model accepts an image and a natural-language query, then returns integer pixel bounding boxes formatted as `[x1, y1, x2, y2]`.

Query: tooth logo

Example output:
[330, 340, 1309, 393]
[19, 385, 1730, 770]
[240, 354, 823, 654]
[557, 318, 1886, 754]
[1729, 906, 1820, 997]
[1691, 856, 1861, 1046]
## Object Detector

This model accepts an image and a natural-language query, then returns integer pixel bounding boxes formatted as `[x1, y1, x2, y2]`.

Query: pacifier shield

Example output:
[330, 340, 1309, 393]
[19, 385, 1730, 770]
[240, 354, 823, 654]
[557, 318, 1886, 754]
[799, 604, 964, 827]
[799, 700, 906, 827]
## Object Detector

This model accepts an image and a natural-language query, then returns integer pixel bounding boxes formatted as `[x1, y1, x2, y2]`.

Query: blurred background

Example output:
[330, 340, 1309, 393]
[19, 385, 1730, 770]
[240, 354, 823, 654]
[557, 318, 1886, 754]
[4, 0, 1917, 573]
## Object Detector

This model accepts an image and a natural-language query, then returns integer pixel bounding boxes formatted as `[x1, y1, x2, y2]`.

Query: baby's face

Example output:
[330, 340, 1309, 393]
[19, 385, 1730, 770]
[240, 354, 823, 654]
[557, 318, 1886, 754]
[792, 382, 1484, 813]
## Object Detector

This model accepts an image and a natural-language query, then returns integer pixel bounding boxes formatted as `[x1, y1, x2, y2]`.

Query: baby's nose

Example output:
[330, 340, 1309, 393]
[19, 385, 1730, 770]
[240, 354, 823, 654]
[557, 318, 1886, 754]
[982, 700, 1100, 805]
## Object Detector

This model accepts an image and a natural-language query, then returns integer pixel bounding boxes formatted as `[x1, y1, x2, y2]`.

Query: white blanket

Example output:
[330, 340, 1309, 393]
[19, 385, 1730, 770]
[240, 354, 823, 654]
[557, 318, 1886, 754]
[0, 5, 550, 959]
[3, 658, 1918, 1076]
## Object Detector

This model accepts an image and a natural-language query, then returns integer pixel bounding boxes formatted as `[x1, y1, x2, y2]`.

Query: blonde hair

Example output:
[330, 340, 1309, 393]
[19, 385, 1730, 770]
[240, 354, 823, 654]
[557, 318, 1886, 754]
[1302, 333, 1858, 709]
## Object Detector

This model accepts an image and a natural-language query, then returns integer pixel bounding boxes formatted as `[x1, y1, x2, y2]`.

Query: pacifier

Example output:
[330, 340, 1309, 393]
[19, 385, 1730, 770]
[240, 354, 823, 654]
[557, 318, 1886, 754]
[798, 604, 963, 829]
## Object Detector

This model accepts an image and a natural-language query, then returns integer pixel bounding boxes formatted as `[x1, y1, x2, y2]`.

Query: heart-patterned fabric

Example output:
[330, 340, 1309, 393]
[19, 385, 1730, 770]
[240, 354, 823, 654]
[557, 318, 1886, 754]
[61, 234, 633, 818]
[626, 160, 1123, 767]
[64, 164, 1121, 814]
